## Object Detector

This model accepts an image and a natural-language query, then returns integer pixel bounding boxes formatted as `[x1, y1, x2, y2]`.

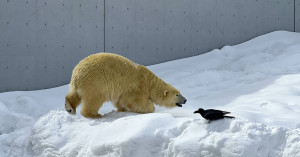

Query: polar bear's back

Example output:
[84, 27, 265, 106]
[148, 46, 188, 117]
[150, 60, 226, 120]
[70, 53, 143, 99]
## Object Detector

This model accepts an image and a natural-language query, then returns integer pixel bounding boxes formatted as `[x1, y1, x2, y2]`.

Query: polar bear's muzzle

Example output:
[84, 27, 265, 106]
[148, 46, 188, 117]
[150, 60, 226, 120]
[176, 103, 182, 107]
[176, 95, 187, 107]
[65, 102, 76, 114]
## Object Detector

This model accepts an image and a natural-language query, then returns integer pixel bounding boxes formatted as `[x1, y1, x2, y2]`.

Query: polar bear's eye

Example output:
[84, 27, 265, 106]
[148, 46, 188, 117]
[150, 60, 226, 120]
[175, 94, 179, 97]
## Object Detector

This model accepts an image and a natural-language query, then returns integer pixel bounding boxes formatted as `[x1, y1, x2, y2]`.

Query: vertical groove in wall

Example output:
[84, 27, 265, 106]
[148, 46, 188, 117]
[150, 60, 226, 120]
[295, 0, 296, 32]
[104, 0, 106, 51]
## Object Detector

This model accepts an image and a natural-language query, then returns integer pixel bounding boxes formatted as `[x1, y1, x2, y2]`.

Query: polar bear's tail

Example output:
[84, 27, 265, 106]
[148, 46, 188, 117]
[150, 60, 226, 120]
[65, 89, 81, 114]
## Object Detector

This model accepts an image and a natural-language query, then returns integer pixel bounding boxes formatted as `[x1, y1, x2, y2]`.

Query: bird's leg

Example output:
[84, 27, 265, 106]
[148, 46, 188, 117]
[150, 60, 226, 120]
[204, 120, 211, 124]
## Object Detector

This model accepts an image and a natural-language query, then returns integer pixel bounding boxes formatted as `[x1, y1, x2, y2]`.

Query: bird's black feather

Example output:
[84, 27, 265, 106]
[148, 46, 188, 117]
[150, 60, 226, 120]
[194, 108, 235, 121]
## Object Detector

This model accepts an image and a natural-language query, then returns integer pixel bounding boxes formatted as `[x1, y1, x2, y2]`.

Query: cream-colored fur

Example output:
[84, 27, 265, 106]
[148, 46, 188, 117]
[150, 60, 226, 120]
[65, 53, 186, 118]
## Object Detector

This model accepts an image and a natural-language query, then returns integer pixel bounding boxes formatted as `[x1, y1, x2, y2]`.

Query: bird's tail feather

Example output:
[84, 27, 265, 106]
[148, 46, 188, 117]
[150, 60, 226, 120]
[224, 116, 235, 119]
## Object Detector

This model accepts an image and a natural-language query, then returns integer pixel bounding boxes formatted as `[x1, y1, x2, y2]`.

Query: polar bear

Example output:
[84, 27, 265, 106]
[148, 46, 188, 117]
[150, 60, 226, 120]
[65, 53, 186, 118]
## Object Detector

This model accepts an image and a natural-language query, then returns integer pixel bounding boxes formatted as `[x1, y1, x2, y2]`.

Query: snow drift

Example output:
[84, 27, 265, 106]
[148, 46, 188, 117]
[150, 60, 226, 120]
[1, 31, 300, 157]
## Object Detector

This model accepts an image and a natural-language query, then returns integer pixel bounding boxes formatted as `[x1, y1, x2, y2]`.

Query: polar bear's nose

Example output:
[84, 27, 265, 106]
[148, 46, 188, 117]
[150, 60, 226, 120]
[178, 95, 187, 104]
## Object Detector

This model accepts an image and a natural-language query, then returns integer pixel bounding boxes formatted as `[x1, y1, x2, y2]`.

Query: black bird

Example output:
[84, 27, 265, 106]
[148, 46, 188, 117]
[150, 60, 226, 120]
[194, 108, 235, 121]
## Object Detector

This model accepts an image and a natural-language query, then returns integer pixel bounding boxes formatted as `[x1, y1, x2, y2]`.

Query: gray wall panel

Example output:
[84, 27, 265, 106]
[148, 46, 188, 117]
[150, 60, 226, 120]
[215, 0, 294, 46]
[105, 0, 294, 65]
[0, 0, 104, 92]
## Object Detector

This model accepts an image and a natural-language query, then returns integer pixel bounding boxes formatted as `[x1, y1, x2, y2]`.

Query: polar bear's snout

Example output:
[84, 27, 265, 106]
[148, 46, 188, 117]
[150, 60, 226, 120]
[65, 102, 76, 114]
[176, 95, 187, 107]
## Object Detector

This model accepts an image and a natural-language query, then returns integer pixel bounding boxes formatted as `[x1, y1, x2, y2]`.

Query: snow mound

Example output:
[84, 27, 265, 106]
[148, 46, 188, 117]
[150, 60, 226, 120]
[30, 110, 189, 157]
[29, 110, 299, 157]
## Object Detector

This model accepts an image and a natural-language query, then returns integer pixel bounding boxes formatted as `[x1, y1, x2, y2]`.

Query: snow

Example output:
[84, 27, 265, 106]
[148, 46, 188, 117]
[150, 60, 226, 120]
[1, 31, 300, 157]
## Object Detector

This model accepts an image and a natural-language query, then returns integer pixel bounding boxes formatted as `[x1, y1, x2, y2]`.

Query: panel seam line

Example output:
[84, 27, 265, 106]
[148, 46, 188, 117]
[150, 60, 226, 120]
[104, 0, 106, 51]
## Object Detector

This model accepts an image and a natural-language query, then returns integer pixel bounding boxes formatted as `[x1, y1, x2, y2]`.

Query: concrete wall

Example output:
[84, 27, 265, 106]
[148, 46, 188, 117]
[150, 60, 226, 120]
[0, 0, 297, 92]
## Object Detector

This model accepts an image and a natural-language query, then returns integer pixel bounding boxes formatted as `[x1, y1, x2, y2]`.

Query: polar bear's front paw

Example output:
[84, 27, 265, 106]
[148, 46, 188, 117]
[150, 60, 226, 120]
[94, 114, 103, 119]
[81, 112, 103, 119]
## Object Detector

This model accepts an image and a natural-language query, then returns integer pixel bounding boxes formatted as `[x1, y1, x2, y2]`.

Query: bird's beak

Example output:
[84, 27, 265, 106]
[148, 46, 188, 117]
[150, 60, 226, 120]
[193, 111, 198, 114]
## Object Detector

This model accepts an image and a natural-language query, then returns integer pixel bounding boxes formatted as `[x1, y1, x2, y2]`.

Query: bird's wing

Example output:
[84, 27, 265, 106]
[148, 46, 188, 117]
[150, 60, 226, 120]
[207, 109, 230, 115]
[204, 112, 223, 119]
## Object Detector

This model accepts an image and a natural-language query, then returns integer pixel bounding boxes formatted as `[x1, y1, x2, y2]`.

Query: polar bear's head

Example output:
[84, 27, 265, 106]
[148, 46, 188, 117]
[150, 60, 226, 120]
[154, 84, 187, 108]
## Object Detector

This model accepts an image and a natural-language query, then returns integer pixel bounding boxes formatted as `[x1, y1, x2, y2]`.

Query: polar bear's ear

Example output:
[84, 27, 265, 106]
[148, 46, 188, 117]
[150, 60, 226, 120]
[164, 90, 168, 96]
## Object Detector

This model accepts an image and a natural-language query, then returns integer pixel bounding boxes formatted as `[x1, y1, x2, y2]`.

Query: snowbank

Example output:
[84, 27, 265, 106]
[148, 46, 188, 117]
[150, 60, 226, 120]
[1, 31, 300, 157]
[29, 110, 296, 157]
